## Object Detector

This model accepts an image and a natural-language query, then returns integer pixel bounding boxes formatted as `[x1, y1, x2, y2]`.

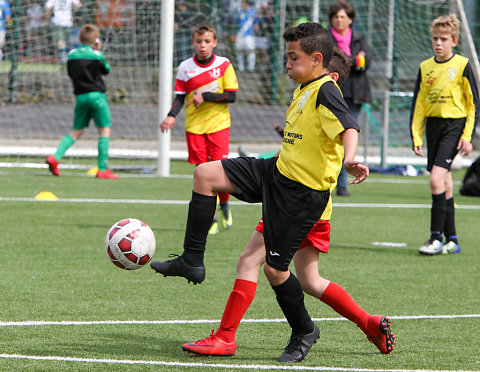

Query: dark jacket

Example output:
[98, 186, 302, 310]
[330, 28, 372, 104]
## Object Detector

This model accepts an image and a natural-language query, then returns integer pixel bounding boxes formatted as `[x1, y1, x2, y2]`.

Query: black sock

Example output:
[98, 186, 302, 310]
[444, 197, 456, 240]
[430, 192, 446, 241]
[271, 272, 314, 336]
[182, 191, 217, 266]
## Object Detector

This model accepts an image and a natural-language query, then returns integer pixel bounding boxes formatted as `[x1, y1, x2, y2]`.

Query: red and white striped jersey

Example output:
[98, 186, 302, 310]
[175, 54, 238, 134]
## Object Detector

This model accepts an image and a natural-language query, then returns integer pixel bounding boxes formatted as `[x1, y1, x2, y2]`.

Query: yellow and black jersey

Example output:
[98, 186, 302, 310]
[276, 74, 359, 191]
[410, 54, 479, 147]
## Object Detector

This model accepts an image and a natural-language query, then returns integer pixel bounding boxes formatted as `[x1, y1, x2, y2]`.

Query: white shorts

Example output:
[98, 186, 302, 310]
[0, 30, 5, 48]
[235, 35, 255, 51]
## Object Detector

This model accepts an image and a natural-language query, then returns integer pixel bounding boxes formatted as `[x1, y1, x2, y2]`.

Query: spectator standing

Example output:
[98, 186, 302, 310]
[0, 0, 11, 61]
[328, 0, 372, 196]
[235, 0, 258, 72]
[44, 0, 82, 65]
[26, 1, 44, 58]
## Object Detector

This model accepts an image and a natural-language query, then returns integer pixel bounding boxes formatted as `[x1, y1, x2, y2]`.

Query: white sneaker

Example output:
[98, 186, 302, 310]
[419, 239, 443, 255]
[443, 241, 461, 254]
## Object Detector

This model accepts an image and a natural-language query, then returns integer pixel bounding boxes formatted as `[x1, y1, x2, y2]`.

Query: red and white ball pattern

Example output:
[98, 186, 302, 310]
[105, 218, 156, 270]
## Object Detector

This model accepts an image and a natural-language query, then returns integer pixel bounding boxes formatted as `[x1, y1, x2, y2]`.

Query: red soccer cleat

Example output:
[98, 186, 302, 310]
[182, 330, 237, 356]
[46, 155, 60, 176]
[365, 315, 395, 354]
[96, 169, 118, 179]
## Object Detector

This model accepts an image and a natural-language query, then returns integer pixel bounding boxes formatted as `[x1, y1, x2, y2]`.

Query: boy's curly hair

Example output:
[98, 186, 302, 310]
[431, 14, 460, 41]
[328, 47, 351, 86]
[283, 22, 333, 67]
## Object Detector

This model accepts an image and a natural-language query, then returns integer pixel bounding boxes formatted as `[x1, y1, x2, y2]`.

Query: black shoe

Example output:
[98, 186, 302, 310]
[150, 254, 205, 284]
[336, 187, 350, 197]
[277, 323, 320, 363]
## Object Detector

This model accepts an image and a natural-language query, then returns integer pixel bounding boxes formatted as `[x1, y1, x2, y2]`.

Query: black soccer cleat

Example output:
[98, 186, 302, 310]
[277, 323, 320, 363]
[150, 254, 205, 284]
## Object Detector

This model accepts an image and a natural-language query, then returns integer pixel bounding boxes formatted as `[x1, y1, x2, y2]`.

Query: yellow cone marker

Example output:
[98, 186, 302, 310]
[34, 191, 58, 201]
[87, 167, 99, 175]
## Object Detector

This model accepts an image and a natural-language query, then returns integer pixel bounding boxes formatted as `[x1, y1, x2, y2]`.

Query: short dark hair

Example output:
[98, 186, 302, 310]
[283, 22, 333, 67]
[328, 47, 351, 86]
[192, 23, 217, 39]
[329, 0, 356, 25]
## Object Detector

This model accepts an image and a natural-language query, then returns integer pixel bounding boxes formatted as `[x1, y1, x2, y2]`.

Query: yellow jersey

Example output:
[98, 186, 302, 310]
[410, 54, 479, 146]
[276, 74, 359, 191]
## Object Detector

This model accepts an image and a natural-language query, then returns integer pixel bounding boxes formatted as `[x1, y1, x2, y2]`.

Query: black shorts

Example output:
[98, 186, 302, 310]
[426, 117, 465, 172]
[221, 157, 330, 271]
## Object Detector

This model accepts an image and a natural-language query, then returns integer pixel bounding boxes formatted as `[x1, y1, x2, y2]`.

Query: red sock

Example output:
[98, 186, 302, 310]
[320, 282, 369, 332]
[216, 279, 257, 342]
[218, 192, 230, 204]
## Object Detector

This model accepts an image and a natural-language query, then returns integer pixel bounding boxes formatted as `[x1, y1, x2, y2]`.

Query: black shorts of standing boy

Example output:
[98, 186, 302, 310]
[222, 156, 330, 271]
[426, 117, 465, 172]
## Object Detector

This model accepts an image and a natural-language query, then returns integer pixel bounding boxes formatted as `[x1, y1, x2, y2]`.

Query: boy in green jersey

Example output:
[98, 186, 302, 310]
[46, 23, 117, 179]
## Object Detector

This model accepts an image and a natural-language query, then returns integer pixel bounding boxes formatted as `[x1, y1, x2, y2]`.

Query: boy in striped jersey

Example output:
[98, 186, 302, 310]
[160, 23, 239, 234]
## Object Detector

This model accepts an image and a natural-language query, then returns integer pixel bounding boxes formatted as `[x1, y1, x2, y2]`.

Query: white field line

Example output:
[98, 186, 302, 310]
[1, 196, 479, 210]
[1, 316, 478, 371]
[0, 354, 477, 372]
[1, 314, 479, 327]
[0, 167, 466, 184]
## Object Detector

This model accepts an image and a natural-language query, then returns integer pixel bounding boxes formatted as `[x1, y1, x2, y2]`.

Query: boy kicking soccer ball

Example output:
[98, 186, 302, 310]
[151, 22, 369, 362]
[181, 47, 394, 360]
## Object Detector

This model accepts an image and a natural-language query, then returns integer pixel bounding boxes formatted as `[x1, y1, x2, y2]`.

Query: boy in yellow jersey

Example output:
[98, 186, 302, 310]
[151, 22, 369, 362]
[181, 47, 394, 359]
[410, 14, 479, 255]
[160, 23, 238, 234]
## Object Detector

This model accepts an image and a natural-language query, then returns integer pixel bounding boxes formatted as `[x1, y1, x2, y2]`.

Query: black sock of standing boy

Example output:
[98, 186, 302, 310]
[430, 192, 447, 240]
[182, 191, 217, 267]
[444, 197, 456, 240]
[272, 271, 315, 336]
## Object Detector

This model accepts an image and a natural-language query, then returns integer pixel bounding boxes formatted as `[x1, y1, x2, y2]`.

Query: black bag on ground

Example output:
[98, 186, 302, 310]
[460, 156, 480, 196]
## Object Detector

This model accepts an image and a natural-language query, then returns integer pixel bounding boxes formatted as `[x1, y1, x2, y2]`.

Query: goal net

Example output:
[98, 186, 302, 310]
[0, 0, 478, 173]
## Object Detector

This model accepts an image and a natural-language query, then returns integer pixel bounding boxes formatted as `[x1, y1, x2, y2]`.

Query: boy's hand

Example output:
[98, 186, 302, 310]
[413, 145, 423, 156]
[457, 138, 472, 156]
[160, 116, 175, 132]
[93, 39, 102, 50]
[344, 160, 369, 184]
[187, 91, 204, 108]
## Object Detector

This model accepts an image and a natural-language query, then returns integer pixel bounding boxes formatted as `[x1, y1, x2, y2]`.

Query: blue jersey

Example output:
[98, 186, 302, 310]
[0, 0, 11, 31]
[237, 7, 257, 38]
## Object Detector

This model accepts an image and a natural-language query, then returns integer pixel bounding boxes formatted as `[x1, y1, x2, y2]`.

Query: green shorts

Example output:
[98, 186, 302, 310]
[73, 92, 111, 129]
[51, 24, 71, 44]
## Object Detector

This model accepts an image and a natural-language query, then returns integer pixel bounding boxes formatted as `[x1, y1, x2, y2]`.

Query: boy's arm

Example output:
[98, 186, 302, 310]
[97, 50, 111, 75]
[410, 69, 426, 152]
[460, 61, 479, 147]
[342, 128, 369, 184]
[160, 94, 186, 132]
[202, 91, 236, 103]
[188, 91, 236, 109]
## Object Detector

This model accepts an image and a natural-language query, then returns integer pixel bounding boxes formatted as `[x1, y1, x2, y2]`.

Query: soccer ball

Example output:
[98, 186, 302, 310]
[105, 218, 156, 270]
